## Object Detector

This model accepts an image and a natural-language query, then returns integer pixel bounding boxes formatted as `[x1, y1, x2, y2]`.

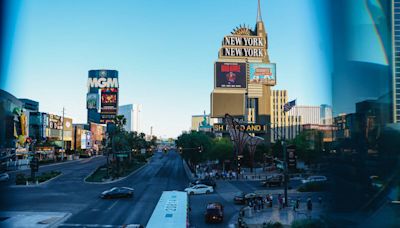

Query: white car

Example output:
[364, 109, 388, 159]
[0, 173, 9, 182]
[184, 184, 214, 195]
[301, 175, 327, 184]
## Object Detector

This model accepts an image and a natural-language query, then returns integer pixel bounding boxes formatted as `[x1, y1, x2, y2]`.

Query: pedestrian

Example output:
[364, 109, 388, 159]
[307, 198, 313, 219]
[269, 194, 273, 208]
[296, 197, 300, 210]
[261, 197, 264, 210]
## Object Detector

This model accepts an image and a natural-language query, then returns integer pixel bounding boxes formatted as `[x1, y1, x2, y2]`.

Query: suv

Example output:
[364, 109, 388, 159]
[261, 174, 283, 187]
[204, 202, 224, 223]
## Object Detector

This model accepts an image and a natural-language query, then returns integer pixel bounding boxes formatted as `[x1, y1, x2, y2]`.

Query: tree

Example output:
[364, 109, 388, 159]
[175, 131, 213, 166]
[207, 137, 233, 162]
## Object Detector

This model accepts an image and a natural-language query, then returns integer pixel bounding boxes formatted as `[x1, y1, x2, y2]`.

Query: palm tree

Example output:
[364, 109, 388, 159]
[115, 115, 127, 132]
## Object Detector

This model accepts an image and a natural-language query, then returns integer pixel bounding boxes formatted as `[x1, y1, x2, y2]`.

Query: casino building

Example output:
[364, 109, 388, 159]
[210, 1, 275, 140]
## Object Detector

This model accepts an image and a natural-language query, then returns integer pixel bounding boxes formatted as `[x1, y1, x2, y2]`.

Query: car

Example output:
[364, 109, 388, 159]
[100, 187, 134, 199]
[301, 175, 327, 184]
[0, 173, 9, 182]
[233, 192, 247, 204]
[261, 174, 284, 187]
[204, 202, 224, 223]
[190, 179, 217, 188]
[185, 184, 213, 195]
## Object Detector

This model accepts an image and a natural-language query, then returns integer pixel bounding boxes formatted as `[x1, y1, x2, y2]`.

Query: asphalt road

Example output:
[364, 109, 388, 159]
[0, 151, 323, 228]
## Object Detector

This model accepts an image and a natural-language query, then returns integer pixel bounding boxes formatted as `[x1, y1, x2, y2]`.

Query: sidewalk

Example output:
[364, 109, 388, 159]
[0, 211, 71, 228]
[237, 202, 324, 227]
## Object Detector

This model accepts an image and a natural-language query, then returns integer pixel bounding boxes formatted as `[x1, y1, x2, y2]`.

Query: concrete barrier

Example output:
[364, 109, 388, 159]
[182, 159, 195, 181]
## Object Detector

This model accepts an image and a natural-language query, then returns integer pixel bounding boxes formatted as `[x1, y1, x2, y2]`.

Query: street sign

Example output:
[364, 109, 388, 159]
[287, 145, 297, 170]
[116, 154, 128, 158]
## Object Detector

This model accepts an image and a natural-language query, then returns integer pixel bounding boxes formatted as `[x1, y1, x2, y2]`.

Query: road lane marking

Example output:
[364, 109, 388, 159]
[107, 200, 119, 210]
[60, 224, 117, 227]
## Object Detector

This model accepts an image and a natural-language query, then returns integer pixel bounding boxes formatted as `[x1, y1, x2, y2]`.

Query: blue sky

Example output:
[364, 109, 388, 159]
[2, 0, 385, 138]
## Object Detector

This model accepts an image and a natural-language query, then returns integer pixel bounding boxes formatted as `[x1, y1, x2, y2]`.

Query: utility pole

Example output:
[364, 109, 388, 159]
[61, 107, 65, 161]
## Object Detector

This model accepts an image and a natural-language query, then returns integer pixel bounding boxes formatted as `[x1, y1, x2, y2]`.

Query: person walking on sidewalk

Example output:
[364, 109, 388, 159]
[307, 198, 313, 219]
[296, 197, 300, 210]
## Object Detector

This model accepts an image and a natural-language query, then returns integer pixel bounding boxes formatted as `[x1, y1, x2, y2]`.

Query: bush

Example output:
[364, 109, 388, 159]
[15, 171, 61, 185]
[291, 219, 327, 228]
[16, 173, 26, 185]
[298, 182, 327, 192]
[263, 221, 283, 228]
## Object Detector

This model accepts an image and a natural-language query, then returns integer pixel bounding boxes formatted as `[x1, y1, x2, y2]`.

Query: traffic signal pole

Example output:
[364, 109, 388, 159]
[282, 140, 288, 207]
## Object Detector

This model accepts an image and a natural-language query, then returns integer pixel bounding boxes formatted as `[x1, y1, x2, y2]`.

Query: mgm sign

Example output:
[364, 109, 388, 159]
[213, 123, 267, 133]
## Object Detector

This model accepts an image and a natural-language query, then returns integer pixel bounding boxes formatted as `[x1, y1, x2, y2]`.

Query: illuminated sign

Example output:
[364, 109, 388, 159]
[249, 63, 276, 85]
[213, 123, 267, 133]
[219, 35, 266, 58]
[87, 77, 119, 88]
[215, 62, 247, 88]
[87, 93, 98, 110]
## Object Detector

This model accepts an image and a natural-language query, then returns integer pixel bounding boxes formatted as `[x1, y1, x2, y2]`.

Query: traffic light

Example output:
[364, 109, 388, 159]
[198, 146, 203, 153]
[178, 147, 183, 154]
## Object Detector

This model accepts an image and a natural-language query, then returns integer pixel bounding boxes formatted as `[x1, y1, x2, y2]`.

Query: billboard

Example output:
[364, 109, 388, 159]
[249, 63, 276, 85]
[87, 93, 99, 110]
[100, 88, 118, 123]
[215, 62, 246, 88]
[48, 114, 63, 130]
[81, 132, 87, 149]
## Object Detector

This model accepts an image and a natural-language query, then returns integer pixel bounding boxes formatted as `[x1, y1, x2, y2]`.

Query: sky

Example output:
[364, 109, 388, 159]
[1, 0, 386, 138]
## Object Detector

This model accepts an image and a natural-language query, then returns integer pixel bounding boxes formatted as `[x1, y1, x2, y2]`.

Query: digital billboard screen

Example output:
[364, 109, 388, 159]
[100, 88, 118, 123]
[101, 94, 117, 104]
[249, 63, 276, 85]
[215, 62, 246, 88]
[87, 93, 98, 110]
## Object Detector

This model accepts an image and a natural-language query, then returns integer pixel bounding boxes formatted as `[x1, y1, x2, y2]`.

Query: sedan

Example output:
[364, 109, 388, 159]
[301, 175, 327, 184]
[100, 187, 134, 199]
[0, 173, 9, 182]
[233, 192, 247, 204]
[185, 184, 214, 195]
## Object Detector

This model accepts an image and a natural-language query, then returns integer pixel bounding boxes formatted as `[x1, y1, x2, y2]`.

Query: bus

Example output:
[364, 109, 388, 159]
[146, 191, 189, 228]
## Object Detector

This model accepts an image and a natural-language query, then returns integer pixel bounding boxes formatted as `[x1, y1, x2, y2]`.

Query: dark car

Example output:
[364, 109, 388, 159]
[261, 174, 284, 187]
[100, 187, 134, 199]
[233, 192, 246, 204]
[204, 202, 224, 223]
[190, 178, 217, 188]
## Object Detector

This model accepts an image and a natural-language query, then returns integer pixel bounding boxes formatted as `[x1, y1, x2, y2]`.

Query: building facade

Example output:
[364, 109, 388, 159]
[191, 114, 217, 132]
[118, 104, 142, 132]
[393, 0, 400, 123]
[210, 2, 275, 140]
[270, 90, 301, 142]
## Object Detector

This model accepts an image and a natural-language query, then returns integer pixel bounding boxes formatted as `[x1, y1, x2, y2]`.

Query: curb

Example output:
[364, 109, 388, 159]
[10, 172, 63, 188]
[182, 159, 195, 182]
[84, 162, 148, 185]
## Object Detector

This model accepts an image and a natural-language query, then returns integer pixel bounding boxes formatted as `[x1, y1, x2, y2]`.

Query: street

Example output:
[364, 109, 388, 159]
[0, 151, 326, 228]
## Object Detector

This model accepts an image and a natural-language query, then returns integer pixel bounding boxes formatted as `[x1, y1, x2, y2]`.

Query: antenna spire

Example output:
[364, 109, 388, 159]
[257, 0, 263, 22]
